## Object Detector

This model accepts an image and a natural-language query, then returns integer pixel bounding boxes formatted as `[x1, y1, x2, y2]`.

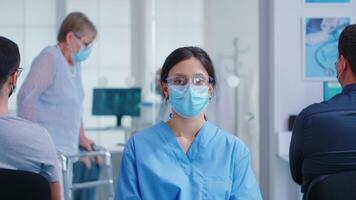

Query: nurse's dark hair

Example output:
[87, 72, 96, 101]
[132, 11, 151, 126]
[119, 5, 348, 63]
[338, 24, 356, 75]
[160, 46, 216, 88]
[0, 36, 20, 88]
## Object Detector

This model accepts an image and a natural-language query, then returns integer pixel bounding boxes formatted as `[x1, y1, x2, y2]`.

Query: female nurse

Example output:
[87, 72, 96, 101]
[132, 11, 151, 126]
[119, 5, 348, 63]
[17, 12, 97, 155]
[115, 46, 262, 200]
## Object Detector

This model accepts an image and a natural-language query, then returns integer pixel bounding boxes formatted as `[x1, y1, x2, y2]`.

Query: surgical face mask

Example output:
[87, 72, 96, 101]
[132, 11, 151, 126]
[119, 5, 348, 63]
[73, 44, 92, 63]
[168, 84, 210, 118]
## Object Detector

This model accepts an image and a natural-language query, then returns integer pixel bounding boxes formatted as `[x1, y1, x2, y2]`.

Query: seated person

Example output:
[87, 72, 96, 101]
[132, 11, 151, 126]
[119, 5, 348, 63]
[290, 24, 356, 195]
[0, 36, 60, 200]
[115, 46, 262, 200]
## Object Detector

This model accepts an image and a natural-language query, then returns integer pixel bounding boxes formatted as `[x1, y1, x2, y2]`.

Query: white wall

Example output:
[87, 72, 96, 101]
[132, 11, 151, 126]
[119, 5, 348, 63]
[155, 0, 204, 68]
[269, 1, 356, 200]
[204, 0, 260, 180]
[0, 0, 56, 113]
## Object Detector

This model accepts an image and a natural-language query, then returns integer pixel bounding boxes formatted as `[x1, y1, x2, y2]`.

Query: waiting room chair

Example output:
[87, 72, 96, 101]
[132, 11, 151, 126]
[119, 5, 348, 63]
[305, 170, 356, 200]
[0, 168, 51, 200]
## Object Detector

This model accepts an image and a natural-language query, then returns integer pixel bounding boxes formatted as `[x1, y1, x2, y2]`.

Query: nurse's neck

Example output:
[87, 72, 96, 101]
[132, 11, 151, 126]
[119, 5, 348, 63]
[58, 42, 74, 66]
[167, 112, 206, 140]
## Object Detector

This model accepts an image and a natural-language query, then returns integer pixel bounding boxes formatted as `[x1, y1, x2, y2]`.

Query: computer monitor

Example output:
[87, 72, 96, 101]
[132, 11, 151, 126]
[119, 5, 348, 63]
[323, 82, 342, 101]
[92, 88, 141, 126]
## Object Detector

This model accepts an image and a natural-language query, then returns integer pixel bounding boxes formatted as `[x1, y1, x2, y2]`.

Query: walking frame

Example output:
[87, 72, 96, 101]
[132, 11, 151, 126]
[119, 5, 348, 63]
[58, 146, 114, 200]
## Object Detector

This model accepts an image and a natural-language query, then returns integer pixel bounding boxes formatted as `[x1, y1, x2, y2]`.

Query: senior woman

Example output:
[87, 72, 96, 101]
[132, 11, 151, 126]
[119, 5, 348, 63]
[17, 11, 96, 155]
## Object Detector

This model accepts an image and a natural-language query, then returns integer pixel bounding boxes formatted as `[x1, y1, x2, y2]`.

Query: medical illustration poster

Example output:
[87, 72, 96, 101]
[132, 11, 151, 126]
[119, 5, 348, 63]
[303, 17, 350, 80]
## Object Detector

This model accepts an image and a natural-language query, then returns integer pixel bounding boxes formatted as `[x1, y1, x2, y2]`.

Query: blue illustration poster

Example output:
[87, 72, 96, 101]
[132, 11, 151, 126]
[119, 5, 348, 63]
[304, 17, 350, 80]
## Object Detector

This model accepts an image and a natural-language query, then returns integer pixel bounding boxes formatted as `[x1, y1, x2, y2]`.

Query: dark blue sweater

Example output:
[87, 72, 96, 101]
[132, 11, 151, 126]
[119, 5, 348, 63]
[290, 83, 356, 193]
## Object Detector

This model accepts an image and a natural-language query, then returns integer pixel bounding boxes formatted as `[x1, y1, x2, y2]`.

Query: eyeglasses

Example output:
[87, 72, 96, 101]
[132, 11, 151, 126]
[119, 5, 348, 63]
[73, 33, 93, 48]
[10, 67, 23, 77]
[164, 73, 214, 86]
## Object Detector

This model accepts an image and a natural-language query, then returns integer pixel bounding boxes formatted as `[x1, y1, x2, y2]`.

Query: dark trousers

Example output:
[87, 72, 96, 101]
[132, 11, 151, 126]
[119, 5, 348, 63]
[72, 159, 101, 200]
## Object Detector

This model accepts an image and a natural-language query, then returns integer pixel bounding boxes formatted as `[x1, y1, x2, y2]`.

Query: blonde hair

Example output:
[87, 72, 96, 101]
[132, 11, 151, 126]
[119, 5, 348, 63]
[57, 12, 97, 42]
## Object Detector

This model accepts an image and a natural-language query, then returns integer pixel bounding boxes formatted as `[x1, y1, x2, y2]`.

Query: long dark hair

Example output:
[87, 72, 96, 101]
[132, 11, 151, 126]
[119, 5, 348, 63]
[160, 46, 216, 88]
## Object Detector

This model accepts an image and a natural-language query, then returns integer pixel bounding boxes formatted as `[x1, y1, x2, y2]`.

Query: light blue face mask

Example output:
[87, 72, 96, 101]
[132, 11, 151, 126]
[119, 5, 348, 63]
[168, 84, 210, 118]
[73, 45, 92, 63]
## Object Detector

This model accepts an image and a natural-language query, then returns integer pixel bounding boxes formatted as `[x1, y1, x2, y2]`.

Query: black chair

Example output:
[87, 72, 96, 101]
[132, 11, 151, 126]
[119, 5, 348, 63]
[305, 171, 356, 200]
[0, 168, 51, 200]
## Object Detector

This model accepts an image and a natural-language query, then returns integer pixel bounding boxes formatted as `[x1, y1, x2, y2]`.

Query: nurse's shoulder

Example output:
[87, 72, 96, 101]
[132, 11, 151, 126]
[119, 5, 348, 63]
[123, 122, 166, 151]
[132, 122, 164, 139]
[208, 122, 251, 158]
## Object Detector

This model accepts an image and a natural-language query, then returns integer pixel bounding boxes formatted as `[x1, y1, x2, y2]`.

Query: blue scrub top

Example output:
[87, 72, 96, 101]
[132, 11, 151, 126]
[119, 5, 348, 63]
[115, 121, 262, 200]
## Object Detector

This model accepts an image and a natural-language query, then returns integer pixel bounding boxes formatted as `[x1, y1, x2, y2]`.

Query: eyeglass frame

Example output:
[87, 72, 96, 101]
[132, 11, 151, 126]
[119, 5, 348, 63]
[73, 33, 93, 48]
[163, 73, 215, 86]
[9, 67, 23, 78]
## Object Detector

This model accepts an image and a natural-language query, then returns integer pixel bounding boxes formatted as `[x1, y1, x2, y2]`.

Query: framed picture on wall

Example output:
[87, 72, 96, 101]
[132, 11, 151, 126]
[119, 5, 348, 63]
[303, 0, 352, 6]
[302, 16, 351, 80]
